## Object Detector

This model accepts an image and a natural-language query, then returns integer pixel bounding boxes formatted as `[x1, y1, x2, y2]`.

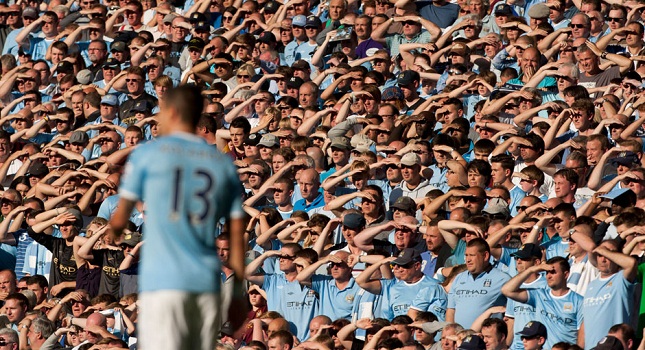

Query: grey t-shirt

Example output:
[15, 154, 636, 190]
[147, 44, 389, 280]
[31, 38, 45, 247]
[578, 66, 621, 98]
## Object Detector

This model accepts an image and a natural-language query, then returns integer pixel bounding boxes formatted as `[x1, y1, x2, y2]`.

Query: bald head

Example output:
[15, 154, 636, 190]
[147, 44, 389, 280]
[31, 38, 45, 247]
[298, 169, 321, 202]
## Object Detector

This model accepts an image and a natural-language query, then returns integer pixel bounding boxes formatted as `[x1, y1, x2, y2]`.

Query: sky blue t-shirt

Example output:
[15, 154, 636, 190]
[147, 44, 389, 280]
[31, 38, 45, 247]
[448, 266, 511, 328]
[381, 275, 439, 320]
[119, 132, 243, 293]
[311, 275, 361, 321]
[583, 272, 635, 349]
[263, 274, 319, 341]
[410, 284, 448, 321]
[506, 276, 547, 350]
[526, 288, 584, 349]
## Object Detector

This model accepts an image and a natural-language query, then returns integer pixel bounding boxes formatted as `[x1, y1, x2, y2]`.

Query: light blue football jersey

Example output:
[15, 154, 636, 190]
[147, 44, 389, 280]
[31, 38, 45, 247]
[119, 132, 243, 293]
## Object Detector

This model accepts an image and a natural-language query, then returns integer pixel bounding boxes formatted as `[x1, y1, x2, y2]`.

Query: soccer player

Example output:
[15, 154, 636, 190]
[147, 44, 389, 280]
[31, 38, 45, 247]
[109, 85, 245, 350]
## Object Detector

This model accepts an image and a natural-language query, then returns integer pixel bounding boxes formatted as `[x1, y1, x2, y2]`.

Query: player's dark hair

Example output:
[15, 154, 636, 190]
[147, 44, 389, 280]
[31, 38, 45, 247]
[164, 85, 205, 129]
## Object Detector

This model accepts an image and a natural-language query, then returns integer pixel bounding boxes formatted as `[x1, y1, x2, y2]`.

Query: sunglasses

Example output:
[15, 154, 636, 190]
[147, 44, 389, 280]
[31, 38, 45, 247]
[125, 79, 141, 83]
[569, 23, 585, 28]
[606, 16, 624, 22]
[237, 75, 251, 79]
[280, 255, 296, 260]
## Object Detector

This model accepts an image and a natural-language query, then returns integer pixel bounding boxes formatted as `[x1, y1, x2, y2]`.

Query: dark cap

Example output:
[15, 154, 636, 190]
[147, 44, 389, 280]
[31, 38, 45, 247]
[220, 322, 234, 337]
[292, 59, 310, 71]
[110, 41, 127, 52]
[264, 1, 280, 13]
[244, 133, 261, 146]
[343, 213, 366, 230]
[610, 151, 640, 167]
[592, 336, 624, 350]
[188, 37, 206, 51]
[195, 21, 210, 31]
[511, 243, 542, 260]
[494, 3, 513, 15]
[392, 248, 422, 265]
[397, 70, 420, 86]
[103, 57, 120, 69]
[258, 31, 277, 44]
[56, 61, 74, 74]
[305, 15, 322, 28]
[27, 162, 49, 178]
[391, 196, 416, 213]
[449, 43, 471, 56]
[458, 335, 486, 350]
[189, 12, 207, 23]
[286, 76, 304, 89]
[69, 131, 89, 145]
[518, 321, 547, 339]
[121, 232, 142, 247]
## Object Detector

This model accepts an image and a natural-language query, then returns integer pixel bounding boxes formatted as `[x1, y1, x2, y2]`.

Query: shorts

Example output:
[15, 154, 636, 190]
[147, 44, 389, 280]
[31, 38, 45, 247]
[139, 290, 221, 350]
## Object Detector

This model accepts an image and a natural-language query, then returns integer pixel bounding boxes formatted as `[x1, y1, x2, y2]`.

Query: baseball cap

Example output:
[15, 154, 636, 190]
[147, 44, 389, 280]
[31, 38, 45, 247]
[392, 248, 421, 265]
[449, 43, 471, 56]
[391, 196, 416, 213]
[121, 232, 142, 247]
[591, 336, 624, 350]
[76, 69, 93, 85]
[69, 131, 89, 145]
[260, 60, 278, 74]
[244, 133, 261, 146]
[188, 37, 206, 51]
[305, 15, 322, 28]
[195, 21, 210, 31]
[163, 13, 177, 24]
[397, 70, 420, 86]
[330, 137, 351, 150]
[264, 1, 280, 13]
[101, 94, 118, 106]
[103, 58, 120, 69]
[257, 31, 276, 44]
[400, 152, 420, 166]
[286, 76, 304, 89]
[381, 86, 404, 101]
[494, 3, 513, 16]
[27, 162, 49, 178]
[343, 212, 366, 230]
[110, 41, 127, 52]
[258, 134, 279, 148]
[483, 198, 511, 219]
[518, 321, 547, 339]
[292, 15, 306, 27]
[220, 322, 234, 337]
[292, 60, 310, 71]
[188, 12, 206, 23]
[511, 243, 542, 260]
[610, 151, 639, 167]
[56, 61, 74, 74]
[528, 3, 549, 18]
[458, 335, 486, 350]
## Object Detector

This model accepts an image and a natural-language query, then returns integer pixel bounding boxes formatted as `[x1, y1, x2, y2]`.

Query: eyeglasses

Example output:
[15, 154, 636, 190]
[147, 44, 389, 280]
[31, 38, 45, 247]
[622, 83, 638, 90]
[7, 12, 19, 16]
[172, 25, 188, 30]
[569, 23, 585, 28]
[125, 79, 141, 83]
[516, 206, 529, 212]
[606, 16, 624, 22]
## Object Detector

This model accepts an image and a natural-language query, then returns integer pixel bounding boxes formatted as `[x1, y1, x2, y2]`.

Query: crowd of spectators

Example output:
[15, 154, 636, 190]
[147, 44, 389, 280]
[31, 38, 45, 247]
[0, 0, 645, 348]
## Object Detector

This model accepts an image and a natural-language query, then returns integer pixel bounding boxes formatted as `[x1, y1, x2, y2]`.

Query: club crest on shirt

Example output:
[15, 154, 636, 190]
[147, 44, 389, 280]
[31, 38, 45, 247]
[484, 279, 491, 287]
[563, 302, 573, 313]
[346, 294, 355, 303]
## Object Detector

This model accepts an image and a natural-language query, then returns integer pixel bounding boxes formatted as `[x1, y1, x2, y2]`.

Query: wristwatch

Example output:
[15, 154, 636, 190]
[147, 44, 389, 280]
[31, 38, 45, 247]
[601, 52, 608, 59]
